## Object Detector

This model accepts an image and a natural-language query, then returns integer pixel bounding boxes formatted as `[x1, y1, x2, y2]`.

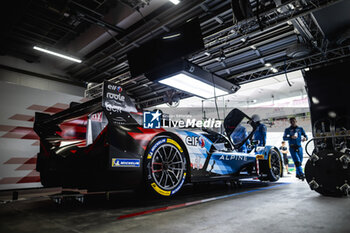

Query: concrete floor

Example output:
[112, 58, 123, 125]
[0, 176, 349, 233]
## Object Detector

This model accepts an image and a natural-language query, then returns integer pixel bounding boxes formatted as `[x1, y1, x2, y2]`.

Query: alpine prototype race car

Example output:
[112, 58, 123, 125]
[34, 81, 283, 197]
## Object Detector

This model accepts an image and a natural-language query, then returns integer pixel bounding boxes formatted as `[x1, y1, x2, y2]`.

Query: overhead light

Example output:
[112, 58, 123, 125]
[204, 51, 211, 56]
[312, 96, 320, 104]
[265, 63, 272, 67]
[33, 46, 82, 63]
[271, 67, 278, 73]
[159, 74, 228, 98]
[162, 33, 181, 40]
[169, 0, 180, 5]
[146, 59, 239, 99]
[328, 111, 337, 118]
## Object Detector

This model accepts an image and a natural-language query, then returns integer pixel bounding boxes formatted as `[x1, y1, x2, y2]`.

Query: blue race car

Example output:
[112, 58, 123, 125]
[34, 81, 283, 197]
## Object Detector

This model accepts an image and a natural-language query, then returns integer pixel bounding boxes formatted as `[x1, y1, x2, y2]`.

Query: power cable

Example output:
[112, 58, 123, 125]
[211, 73, 220, 120]
[284, 58, 292, 87]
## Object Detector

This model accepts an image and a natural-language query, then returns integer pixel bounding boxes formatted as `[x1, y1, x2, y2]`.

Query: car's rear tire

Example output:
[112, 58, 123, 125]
[144, 136, 187, 197]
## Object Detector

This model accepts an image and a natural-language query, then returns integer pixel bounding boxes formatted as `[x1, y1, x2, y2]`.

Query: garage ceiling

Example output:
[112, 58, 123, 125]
[1, 0, 350, 108]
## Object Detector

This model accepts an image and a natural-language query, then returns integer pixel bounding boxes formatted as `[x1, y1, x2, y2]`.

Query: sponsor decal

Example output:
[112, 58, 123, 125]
[107, 84, 123, 92]
[106, 92, 125, 102]
[91, 112, 103, 122]
[185, 136, 205, 148]
[171, 173, 186, 195]
[148, 138, 167, 159]
[104, 101, 123, 113]
[143, 110, 161, 129]
[219, 155, 248, 161]
[112, 158, 140, 167]
[199, 137, 205, 148]
[167, 138, 183, 153]
[151, 183, 171, 196]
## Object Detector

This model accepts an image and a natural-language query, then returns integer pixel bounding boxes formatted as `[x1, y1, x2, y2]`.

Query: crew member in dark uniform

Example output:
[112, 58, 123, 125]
[252, 114, 267, 146]
[283, 117, 308, 180]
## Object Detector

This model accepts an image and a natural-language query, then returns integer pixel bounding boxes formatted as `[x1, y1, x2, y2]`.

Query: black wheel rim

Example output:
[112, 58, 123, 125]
[151, 143, 185, 190]
[270, 150, 281, 176]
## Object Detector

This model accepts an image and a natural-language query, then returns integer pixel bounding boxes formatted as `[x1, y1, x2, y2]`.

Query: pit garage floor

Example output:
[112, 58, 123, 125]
[0, 175, 349, 233]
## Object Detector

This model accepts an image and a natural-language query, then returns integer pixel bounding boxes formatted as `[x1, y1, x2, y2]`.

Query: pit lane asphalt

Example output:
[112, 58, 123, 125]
[0, 176, 349, 233]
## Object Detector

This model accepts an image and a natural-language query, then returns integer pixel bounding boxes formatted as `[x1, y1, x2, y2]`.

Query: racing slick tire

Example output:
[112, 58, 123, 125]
[266, 148, 283, 181]
[144, 136, 188, 197]
[259, 148, 282, 182]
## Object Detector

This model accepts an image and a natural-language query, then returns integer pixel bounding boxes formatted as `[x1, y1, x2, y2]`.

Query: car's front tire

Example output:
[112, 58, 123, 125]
[144, 136, 187, 197]
[266, 148, 282, 181]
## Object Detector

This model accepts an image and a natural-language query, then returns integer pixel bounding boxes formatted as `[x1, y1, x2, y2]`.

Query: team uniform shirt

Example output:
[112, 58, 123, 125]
[253, 123, 267, 146]
[283, 126, 308, 146]
[282, 125, 308, 176]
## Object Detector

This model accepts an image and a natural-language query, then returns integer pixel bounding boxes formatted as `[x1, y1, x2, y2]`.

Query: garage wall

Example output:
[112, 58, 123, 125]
[0, 69, 84, 97]
[0, 81, 85, 190]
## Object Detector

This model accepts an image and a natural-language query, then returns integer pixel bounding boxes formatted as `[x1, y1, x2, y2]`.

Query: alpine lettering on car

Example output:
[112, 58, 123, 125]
[112, 158, 140, 167]
[219, 155, 248, 161]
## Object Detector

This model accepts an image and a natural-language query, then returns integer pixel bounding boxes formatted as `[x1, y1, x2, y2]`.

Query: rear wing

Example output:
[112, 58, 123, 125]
[34, 81, 140, 139]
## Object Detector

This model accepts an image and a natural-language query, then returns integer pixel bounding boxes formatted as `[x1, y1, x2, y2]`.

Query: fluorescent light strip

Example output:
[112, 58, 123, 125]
[33, 46, 82, 63]
[169, 0, 180, 5]
[159, 73, 228, 99]
[162, 33, 181, 39]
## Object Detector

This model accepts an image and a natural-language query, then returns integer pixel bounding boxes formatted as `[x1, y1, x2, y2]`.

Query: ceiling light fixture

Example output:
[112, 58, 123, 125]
[168, 0, 180, 5]
[162, 33, 181, 40]
[264, 63, 272, 67]
[146, 59, 239, 99]
[271, 67, 278, 73]
[159, 74, 228, 99]
[33, 46, 82, 63]
[204, 51, 211, 56]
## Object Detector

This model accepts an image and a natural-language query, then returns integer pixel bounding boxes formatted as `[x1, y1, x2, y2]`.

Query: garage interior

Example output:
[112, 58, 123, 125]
[0, 0, 350, 232]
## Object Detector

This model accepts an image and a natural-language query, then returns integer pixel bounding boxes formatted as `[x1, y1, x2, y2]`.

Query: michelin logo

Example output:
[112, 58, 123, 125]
[112, 158, 140, 167]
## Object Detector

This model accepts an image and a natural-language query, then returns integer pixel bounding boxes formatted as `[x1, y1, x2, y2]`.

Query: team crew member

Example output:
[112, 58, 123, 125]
[283, 117, 308, 180]
[252, 114, 267, 146]
[280, 141, 291, 174]
[231, 124, 250, 153]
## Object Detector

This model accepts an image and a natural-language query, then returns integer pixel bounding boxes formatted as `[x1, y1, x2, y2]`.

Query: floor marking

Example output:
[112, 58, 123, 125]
[117, 182, 291, 220]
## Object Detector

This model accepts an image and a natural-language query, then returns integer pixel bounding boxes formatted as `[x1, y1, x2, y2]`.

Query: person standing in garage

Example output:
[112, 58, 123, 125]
[280, 141, 291, 174]
[230, 124, 250, 153]
[283, 117, 308, 180]
[252, 114, 267, 146]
